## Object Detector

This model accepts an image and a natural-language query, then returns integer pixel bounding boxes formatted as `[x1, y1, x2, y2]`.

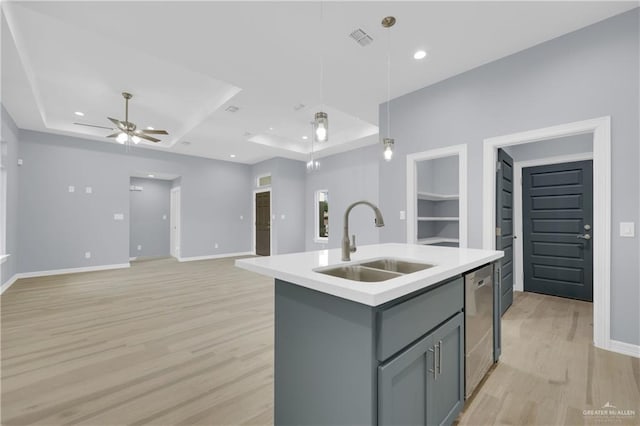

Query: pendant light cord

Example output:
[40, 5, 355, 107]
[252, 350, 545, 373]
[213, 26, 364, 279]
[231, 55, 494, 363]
[319, 0, 324, 111]
[386, 27, 391, 139]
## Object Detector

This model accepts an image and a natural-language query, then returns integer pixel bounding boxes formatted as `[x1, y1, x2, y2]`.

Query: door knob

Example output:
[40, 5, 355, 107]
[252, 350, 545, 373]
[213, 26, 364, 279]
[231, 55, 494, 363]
[577, 234, 591, 240]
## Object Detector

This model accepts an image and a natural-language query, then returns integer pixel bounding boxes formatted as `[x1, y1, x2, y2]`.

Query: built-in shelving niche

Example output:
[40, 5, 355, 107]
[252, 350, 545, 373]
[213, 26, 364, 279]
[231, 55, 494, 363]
[415, 156, 460, 247]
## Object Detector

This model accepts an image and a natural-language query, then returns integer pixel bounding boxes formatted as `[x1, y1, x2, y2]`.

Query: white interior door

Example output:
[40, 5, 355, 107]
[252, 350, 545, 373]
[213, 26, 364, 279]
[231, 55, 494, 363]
[170, 187, 181, 259]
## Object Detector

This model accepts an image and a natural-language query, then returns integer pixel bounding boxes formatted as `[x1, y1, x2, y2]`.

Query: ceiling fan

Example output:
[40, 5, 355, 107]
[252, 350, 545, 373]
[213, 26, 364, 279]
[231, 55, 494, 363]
[74, 92, 168, 144]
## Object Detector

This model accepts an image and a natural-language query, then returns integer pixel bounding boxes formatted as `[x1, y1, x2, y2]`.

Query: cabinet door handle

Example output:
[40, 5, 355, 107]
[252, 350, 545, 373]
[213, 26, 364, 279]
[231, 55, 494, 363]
[438, 340, 443, 374]
[428, 346, 437, 380]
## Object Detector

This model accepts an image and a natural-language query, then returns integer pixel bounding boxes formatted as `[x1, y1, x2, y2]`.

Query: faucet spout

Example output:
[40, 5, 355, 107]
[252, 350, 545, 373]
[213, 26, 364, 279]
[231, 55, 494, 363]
[342, 200, 385, 261]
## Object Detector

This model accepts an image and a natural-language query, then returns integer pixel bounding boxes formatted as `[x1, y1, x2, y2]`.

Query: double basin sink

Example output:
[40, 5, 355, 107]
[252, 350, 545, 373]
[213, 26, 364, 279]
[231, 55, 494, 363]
[314, 258, 434, 282]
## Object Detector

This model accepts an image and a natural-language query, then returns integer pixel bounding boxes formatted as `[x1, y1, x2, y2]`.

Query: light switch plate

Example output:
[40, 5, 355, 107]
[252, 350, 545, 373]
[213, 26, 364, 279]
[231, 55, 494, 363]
[17, 158, 23, 166]
[84, 251, 91, 259]
[281, 214, 285, 220]
[114, 213, 124, 221]
[162, 214, 167, 220]
[68, 185, 75, 193]
[399, 210, 406, 220]
[620, 222, 635, 237]
[85, 186, 92, 194]
[137, 245, 142, 251]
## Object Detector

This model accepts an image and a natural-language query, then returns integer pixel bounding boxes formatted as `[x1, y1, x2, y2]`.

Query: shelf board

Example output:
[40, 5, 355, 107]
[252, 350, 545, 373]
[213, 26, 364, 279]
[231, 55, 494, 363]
[417, 217, 459, 221]
[417, 192, 459, 201]
[417, 237, 460, 245]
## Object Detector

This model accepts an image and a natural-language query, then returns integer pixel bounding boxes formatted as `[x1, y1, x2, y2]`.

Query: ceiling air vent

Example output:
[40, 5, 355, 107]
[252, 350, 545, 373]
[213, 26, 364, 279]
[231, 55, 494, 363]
[293, 103, 306, 111]
[225, 105, 239, 113]
[349, 28, 373, 47]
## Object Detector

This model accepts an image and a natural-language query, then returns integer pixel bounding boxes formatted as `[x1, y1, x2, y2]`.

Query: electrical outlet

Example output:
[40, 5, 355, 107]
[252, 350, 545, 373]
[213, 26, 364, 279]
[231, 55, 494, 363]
[162, 214, 167, 220]
[214, 243, 219, 249]
[240, 215, 244, 220]
[137, 245, 142, 251]
[281, 214, 286, 220]
[399, 210, 406, 220]
[85, 251, 91, 259]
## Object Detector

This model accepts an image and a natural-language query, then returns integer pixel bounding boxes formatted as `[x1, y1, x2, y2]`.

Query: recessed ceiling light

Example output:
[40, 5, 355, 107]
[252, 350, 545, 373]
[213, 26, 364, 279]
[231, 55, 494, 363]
[269, 127, 274, 131]
[230, 154, 236, 158]
[74, 111, 84, 116]
[225, 105, 239, 113]
[302, 136, 308, 140]
[413, 50, 427, 60]
[146, 126, 154, 130]
[148, 174, 155, 178]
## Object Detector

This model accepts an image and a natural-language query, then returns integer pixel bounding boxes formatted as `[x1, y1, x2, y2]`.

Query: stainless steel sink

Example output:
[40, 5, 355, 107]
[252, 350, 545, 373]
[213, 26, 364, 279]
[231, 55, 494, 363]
[359, 258, 434, 274]
[316, 265, 402, 282]
[315, 258, 434, 282]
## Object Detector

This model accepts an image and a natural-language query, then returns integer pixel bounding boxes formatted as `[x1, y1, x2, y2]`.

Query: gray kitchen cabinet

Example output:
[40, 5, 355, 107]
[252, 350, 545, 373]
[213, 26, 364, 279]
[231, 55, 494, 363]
[378, 312, 464, 426]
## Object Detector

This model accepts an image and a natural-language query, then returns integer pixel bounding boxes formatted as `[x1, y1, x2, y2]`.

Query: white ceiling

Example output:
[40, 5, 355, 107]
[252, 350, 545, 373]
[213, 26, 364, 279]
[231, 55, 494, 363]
[1, 1, 636, 164]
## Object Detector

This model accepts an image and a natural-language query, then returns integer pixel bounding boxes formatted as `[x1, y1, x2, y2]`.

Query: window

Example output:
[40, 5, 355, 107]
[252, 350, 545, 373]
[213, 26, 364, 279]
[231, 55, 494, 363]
[315, 190, 329, 243]
[257, 174, 271, 188]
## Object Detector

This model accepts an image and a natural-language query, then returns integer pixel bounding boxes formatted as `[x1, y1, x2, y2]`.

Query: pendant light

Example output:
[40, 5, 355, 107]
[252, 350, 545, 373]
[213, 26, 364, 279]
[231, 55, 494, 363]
[307, 122, 320, 172]
[382, 16, 396, 161]
[313, 1, 328, 143]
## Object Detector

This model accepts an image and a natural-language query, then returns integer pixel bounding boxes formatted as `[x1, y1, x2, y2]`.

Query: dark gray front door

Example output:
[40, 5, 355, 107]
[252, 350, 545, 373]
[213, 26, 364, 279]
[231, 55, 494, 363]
[523, 160, 593, 301]
[496, 149, 514, 315]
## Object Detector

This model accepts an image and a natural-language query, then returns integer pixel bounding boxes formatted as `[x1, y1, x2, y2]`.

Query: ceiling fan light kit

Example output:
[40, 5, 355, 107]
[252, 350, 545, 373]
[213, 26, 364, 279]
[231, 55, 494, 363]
[74, 91, 168, 145]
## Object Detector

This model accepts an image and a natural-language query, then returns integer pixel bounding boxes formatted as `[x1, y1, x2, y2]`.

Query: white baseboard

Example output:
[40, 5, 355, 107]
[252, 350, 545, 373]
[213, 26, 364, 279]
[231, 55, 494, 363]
[608, 339, 640, 358]
[15, 263, 131, 280]
[178, 251, 253, 262]
[1, 274, 20, 295]
[129, 257, 137, 261]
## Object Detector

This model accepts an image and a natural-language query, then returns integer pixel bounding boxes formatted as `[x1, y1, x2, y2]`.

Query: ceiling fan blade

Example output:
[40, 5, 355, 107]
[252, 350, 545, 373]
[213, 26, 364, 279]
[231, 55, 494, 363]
[108, 117, 126, 130]
[140, 129, 168, 135]
[73, 122, 115, 130]
[106, 132, 121, 138]
[136, 133, 161, 143]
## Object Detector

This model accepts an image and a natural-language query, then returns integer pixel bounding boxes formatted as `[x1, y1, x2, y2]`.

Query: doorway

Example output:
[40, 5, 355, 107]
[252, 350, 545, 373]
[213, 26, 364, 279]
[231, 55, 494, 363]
[129, 177, 172, 261]
[482, 116, 611, 350]
[170, 187, 181, 259]
[254, 190, 271, 256]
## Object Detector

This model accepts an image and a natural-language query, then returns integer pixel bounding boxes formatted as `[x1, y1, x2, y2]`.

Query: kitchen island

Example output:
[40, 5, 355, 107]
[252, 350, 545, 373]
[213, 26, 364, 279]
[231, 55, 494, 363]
[236, 243, 503, 426]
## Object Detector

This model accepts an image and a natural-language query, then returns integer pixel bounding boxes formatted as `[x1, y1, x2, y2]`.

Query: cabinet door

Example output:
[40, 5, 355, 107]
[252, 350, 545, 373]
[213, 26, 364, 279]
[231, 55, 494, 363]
[378, 334, 433, 426]
[426, 313, 464, 426]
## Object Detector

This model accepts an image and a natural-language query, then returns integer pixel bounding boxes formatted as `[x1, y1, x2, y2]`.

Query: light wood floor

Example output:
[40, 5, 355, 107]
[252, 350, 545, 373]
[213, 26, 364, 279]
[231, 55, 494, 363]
[2, 257, 639, 425]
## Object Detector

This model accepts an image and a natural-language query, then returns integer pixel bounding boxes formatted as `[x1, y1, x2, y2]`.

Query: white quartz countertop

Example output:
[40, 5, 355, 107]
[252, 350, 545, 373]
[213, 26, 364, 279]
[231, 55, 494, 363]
[235, 243, 504, 306]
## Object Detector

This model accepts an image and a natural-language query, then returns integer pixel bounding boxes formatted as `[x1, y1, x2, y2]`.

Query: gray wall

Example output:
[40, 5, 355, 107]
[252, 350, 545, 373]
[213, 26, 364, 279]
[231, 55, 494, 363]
[305, 144, 381, 251]
[251, 157, 306, 255]
[17, 130, 252, 272]
[417, 156, 459, 194]
[129, 177, 171, 258]
[505, 133, 593, 162]
[376, 9, 639, 345]
[1, 106, 19, 286]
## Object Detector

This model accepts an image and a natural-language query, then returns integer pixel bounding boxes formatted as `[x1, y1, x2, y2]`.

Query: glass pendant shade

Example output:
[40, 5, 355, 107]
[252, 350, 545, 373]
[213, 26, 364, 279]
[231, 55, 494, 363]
[314, 112, 328, 142]
[383, 138, 394, 162]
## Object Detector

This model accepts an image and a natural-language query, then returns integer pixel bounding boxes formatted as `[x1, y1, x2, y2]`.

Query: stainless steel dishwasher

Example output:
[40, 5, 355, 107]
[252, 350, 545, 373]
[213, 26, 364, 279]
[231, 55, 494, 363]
[464, 264, 494, 399]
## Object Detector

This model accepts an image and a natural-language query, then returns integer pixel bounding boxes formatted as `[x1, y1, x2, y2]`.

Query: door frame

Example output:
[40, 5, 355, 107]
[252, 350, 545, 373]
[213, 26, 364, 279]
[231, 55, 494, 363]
[170, 186, 181, 259]
[406, 144, 468, 247]
[252, 188, 273, 256]
[513, 152, 594, 293]
[482, 116, 611, 351]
